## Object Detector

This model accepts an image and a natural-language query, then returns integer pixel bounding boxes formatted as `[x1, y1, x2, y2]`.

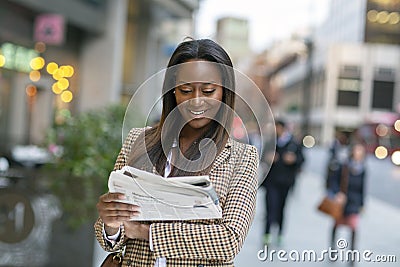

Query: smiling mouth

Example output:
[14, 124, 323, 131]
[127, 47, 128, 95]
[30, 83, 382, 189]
[190, 110, 205, 115]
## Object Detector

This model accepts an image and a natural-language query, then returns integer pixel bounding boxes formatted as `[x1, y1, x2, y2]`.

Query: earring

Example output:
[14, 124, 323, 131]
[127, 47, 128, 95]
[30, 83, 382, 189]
[173, 90, 175, 94]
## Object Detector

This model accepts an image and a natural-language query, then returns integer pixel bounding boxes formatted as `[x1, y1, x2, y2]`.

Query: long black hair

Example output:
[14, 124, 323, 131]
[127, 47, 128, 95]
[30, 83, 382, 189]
[128, 39, 236, 176]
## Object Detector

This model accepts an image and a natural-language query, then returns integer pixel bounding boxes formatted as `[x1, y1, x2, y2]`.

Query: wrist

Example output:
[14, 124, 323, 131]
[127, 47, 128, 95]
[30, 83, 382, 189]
[140, 223, 150, 241]
[105, 225, 120, 236]
[122, 221, 150, 241]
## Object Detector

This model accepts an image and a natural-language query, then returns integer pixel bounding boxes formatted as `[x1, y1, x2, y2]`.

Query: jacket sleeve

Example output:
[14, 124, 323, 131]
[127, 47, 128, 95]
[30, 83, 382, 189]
[295, 141, 305, 169]
[94, 128, 144, 252]
[360, 168, 366, 208]
[150, 145, 259, 262]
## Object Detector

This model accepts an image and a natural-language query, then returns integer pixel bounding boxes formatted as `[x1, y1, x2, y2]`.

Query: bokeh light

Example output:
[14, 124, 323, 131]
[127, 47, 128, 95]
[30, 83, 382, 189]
[61, 90, 73, 103]
[52, 68, 64, 80]
[29, 70, 41, 82]
[376, 124, 388, 137]
[375, 146, 388, 159]
[30, 57, 45, 70]
[368, 10, 400, 25]
[52, 83, 63, 94]
[377, 11, 390, 24]
[391, 151, 400, 166]
[34, 42, 46, 53]
[0, 55, 6, 67]
[394, 120, 400, 132]
[367, 10, 378, 22]
[46, 62, 58, 75]
[303, 135, 316, 148]
[60, 65, 74, 77]
[389, 12, 400, 24]
[57, 78, 69, 90]
[26, 85, 37, 97]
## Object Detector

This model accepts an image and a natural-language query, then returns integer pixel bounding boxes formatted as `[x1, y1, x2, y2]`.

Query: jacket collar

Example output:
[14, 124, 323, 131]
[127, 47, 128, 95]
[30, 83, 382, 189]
[211, 138, 233, 172]
[152, 137, 234, 176]
[225, 138, 232, 148]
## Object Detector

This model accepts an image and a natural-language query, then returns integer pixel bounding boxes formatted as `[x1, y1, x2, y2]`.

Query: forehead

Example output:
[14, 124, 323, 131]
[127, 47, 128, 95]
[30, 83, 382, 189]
[353, 145, 365, 152]
[175, 60, 222, 84]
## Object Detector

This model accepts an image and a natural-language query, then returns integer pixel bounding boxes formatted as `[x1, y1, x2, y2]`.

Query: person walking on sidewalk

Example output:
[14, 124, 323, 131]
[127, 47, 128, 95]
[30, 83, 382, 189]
[326, 130, 350, 194]
[261, 119, 304, 246]
[330, 144, 366, 253]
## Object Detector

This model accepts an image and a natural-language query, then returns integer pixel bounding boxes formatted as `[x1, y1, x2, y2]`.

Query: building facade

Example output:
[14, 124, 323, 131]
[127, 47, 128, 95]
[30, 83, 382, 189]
[216, 17, 250, 65]
[273, 0, 400, 145]
[0, 0, 199, 156]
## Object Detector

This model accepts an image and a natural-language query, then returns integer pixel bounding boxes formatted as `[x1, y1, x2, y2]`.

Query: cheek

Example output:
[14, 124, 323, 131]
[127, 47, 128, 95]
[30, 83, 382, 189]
[209, 89, 223, 107]
[212, 101, 222, 112]
[176, 101, 188, 116]
[215, 90, 224, 108]
[175, 95, 188, 108]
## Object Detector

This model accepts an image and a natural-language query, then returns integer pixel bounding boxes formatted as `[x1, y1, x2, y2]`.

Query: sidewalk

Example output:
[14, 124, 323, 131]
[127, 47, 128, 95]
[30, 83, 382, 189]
[235, 148, 400, 267]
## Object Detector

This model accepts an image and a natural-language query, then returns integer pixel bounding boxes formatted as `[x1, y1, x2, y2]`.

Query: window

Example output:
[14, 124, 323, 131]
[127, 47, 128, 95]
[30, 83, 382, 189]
[337, 78, 361, 107]
[372, 81, 394, 110]
[339, 65, 361, 79]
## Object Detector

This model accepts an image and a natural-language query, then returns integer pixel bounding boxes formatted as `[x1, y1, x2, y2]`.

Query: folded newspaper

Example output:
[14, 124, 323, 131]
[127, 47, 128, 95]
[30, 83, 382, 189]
[108, 166, 222, 221]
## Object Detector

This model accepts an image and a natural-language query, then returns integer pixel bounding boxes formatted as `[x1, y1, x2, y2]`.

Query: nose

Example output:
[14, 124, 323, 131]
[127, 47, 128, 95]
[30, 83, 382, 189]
[190, 88, 204, 106]
[190, 97, 204, 106]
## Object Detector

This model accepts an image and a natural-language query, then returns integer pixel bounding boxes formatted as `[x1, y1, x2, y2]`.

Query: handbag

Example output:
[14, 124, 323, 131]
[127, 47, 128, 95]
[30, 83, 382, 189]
[100, 251, 122, 267]
[318, 165, 349, 220]
[317, 192, 347, 220]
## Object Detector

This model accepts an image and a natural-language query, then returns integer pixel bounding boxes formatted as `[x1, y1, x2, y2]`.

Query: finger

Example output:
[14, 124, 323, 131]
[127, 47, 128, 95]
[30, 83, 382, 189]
[103, 212, 141, 224]
[103, 215, 132, 225]
[102, 202, 141, 211]
[103, 210, 141, 217]
[101, 192, 126, 202]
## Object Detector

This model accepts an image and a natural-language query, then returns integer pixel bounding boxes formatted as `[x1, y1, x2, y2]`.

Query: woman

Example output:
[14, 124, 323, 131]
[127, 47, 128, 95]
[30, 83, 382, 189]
[330, 143, 366, 252]
[95, 39, 259, 266]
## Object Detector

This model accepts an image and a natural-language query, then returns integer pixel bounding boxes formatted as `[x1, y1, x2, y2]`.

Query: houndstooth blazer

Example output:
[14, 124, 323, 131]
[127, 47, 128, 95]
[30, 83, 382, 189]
[95, 128, 259, 267]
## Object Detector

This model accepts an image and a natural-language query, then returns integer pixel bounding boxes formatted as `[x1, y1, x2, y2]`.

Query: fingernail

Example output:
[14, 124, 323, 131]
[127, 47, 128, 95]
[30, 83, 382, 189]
[118, 194, 126, 200]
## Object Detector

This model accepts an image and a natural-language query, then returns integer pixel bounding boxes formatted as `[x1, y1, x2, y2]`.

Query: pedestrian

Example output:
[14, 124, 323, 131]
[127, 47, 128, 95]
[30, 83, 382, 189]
[261, 119, 304, 246]
[326, 130, 350, 193]
[330, 143, 367, 254]
[95, 39, 259, 266]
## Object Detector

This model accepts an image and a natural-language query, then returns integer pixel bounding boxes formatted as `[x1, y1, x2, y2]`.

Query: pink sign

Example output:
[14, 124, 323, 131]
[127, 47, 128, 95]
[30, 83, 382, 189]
[34, 14, 65, 45]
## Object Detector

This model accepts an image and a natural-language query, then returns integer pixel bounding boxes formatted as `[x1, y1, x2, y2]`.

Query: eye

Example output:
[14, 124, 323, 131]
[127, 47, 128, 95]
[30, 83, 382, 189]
[202, 84, 218, 95]
[178, 85, 192, 94]
[202, 87, 217, 95]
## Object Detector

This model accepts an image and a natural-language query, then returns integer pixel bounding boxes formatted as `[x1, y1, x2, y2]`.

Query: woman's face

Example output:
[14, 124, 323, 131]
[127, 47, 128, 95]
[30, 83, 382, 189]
[352, 144, 366, 161]
[174, 59, 223, 131]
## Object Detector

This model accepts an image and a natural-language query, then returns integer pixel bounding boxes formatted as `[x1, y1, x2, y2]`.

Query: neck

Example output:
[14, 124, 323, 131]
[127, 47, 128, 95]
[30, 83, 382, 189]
[180, 125, 210, 143]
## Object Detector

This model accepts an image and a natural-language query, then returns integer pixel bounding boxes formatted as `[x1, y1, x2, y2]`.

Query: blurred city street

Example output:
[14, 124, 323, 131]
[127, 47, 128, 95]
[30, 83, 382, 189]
[235, 146, 400, 267]
[1, 0, 400, 266]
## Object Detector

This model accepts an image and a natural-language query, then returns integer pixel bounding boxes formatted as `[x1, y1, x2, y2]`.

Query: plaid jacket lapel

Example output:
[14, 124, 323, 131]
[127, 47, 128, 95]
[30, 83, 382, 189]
[210, 138, 232, 172]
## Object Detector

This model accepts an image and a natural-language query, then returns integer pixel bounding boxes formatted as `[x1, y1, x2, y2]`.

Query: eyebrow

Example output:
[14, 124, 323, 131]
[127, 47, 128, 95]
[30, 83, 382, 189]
[177, 81, 218, 86]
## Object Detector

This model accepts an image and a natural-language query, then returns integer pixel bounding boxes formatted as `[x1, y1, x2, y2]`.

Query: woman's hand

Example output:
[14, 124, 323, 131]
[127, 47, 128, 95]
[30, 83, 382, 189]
[123, 221, 150, 241]
[282, 151, 296, 165]
[96, 192, 141, 235]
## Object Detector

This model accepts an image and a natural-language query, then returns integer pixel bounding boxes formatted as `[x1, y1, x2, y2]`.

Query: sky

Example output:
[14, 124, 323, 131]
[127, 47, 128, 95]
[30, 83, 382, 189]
[195, 0, 331, 53]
